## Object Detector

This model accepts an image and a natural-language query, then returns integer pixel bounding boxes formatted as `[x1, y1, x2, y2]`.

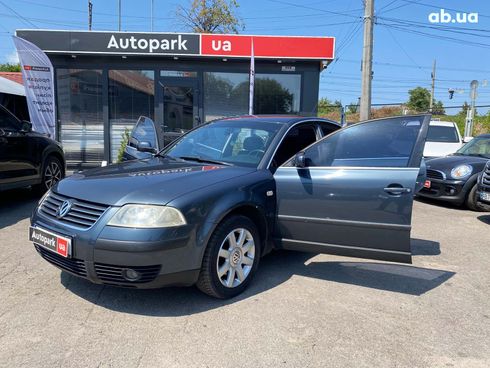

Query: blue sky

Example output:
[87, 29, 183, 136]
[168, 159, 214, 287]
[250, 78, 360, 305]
[1, 0, 489, 113]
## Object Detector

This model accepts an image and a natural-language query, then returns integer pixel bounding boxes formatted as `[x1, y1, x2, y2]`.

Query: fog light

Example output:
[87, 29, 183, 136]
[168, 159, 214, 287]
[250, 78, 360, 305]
[445, 186, 456, 195]
[122, 268, 141, 281]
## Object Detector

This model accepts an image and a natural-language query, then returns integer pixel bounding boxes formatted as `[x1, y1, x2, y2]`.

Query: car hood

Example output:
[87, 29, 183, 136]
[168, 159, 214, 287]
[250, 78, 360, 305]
[54, 158, 256, 206]
[426, 155, 489, 176]
[423, 142, 462, 158]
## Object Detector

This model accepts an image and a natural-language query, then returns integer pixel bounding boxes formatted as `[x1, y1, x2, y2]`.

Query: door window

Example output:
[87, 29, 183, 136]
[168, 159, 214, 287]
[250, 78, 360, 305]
[271, 124, 318, 168]
[298, 116, 424, 168]
[129, 117, 157, 148]
[0, 107, 19, 130]
[164, 86, 194, 133]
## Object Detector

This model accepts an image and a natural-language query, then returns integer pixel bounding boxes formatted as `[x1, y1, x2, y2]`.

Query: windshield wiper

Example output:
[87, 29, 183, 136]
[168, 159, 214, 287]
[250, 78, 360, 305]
[177, 156, 232, 166]
[152, 151, 179, 160]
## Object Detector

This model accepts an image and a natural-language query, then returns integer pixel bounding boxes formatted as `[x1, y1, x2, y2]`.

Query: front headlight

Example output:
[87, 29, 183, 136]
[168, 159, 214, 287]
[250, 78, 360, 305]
[450, 164, 472, 179]
[108, 205, 186, 228]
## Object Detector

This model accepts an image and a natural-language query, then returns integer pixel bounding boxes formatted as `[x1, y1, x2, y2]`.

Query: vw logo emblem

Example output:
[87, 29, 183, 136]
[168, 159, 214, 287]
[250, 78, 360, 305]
[57, 200, 73, 219]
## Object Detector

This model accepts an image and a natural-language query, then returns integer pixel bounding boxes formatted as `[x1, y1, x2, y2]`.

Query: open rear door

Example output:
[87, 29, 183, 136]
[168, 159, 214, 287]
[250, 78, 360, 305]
[273, 115, 430, 264]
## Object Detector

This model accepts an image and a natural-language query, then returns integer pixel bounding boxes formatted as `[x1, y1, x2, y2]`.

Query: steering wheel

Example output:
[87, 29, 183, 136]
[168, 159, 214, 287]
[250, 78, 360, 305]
[248, 149, 265, 158]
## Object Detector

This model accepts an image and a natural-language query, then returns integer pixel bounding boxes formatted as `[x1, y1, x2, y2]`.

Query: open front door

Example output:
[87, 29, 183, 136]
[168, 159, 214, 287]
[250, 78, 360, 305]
[273, 115, 430, 264]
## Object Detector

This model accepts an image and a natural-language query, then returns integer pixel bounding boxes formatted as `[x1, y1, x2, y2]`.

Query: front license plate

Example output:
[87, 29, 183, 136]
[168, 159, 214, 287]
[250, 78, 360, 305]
[29, 226, 72, 258]
[424, 180, 431, 189]
[480, 191, 490, 203]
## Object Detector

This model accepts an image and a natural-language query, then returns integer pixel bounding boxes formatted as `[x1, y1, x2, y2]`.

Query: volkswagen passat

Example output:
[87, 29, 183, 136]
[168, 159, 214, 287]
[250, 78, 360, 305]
[30, 115, 430, 298]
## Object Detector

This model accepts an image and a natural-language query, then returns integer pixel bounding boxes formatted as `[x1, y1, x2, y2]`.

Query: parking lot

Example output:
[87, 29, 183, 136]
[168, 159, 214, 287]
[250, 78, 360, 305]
[0, 188, 489, 368]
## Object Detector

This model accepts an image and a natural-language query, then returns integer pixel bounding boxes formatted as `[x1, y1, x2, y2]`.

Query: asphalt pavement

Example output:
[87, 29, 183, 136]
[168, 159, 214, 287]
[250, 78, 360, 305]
[0, 188, 488, 368]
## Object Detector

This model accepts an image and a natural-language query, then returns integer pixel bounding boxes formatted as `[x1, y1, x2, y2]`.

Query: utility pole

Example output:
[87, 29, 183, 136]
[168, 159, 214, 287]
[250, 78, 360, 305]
[151, 0, 154, 31]
[429, 59, 436, 110]
[360, 0, 374, 121]
[118, 0, 121, 31]
[464, 80, 479, 138]
[88, 0, 93, 31]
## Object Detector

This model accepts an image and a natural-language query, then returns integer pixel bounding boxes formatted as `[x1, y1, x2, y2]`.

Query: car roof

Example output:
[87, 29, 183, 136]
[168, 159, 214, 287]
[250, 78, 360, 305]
[218, 115, 341, 127]
[429, 120, 457, 127]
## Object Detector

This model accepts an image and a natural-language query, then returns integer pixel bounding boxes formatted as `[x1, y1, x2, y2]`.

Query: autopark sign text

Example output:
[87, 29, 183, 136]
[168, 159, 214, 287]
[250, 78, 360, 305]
[15, 30, 335, 60]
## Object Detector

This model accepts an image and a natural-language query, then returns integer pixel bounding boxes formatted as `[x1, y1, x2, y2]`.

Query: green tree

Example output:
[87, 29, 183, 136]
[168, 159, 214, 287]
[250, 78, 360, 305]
[0, 63, 21, 72]
[231, 78, 294, 114]
[347, 101, 359, 114]
[176, 0, 244, 33]
[432, 100, 445, 115]
[407, 87, 431, 112]
[317, 97, 342, 115]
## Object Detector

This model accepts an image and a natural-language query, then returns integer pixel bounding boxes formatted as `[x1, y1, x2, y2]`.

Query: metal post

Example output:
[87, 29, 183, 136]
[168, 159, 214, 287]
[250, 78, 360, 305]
[88, 1, 93, 31]
[359, 0, 374, 121]
[430, 59, 436, 110]
[464, 80, 478, 138]
[118, 0, 121, 31]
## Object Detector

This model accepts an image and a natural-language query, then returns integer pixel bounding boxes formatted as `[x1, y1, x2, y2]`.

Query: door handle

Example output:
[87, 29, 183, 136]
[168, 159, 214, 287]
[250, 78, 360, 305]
[384, 186, 412, 195]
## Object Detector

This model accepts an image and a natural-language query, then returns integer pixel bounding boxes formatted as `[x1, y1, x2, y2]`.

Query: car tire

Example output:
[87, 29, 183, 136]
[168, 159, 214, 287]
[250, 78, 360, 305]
[466, 184, 485, 212]
[33, 156, 64, 195]
[196, 215, 261, 299]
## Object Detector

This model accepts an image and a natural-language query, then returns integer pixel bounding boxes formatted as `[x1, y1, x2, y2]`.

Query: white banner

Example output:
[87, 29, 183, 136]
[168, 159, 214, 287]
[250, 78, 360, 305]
[12, 36, 56, 138]
[248, 39, 255, 116]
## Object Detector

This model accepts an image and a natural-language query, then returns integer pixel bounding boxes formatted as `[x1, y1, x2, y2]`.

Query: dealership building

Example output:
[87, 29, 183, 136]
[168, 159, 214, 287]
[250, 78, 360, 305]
[16, 30, 334, 169]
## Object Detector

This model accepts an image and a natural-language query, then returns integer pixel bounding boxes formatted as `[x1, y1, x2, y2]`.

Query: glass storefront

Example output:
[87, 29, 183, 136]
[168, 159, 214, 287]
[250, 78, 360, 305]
[254, 74, 301, 114]
[109, 70, 154, 162]
[56, 69, 104, 169]
[57, 67, 302, 168]
[204, 72, 249, 122]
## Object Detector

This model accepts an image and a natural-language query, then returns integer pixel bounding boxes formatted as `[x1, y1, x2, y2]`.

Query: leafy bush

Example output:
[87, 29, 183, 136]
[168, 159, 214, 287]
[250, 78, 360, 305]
[117, 128, 130, 163]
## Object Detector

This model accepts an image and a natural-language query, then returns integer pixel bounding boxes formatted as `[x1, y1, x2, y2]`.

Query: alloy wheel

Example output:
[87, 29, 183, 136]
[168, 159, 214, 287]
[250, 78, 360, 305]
[44, 161, 62, 189]
[216, 228, 255, 288]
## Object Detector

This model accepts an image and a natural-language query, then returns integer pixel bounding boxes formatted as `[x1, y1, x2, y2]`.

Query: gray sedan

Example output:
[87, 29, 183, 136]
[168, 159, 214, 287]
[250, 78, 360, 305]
[30, 115, 430, 298]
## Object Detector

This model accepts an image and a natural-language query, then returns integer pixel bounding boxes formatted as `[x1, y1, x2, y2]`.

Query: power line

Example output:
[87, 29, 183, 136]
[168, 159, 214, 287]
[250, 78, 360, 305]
[397, 0, 490, 19]
[0, 0, 38, 28]
[265, 0, 363, 19]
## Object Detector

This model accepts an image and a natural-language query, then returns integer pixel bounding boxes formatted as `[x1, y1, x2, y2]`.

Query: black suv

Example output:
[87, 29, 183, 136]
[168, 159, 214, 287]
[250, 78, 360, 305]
[0, 105, 65, 194]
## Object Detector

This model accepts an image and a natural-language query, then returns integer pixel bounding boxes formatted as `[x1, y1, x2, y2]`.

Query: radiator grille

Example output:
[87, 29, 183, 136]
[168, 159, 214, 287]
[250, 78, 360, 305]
[426, 169, 445, 180]
[39, 191, 109, 230]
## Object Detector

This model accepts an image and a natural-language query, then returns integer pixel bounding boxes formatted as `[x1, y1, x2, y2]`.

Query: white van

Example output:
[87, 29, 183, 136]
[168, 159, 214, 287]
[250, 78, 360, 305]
[423, 120, 463, 158]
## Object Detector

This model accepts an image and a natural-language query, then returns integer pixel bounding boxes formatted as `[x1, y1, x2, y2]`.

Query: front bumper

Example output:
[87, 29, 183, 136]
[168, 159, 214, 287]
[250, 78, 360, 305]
[417, 178, 470, 205]
[476, 185, 490, 206]
[30, 207, 202, 289]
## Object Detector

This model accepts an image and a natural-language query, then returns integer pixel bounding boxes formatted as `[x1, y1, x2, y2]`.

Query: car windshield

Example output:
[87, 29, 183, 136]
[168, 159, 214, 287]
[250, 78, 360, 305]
[427, 125, 460, 143]
[163, 120, 282, 167]
[455, 137, 490, 158]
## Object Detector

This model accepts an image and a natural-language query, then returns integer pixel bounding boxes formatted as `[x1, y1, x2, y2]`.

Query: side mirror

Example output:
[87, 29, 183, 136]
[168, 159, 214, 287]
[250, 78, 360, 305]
[136, 141, 157, 154]
[294, 152, 307, 168]
[462, 137, 473, 143]
[21, 120, 32, 133]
